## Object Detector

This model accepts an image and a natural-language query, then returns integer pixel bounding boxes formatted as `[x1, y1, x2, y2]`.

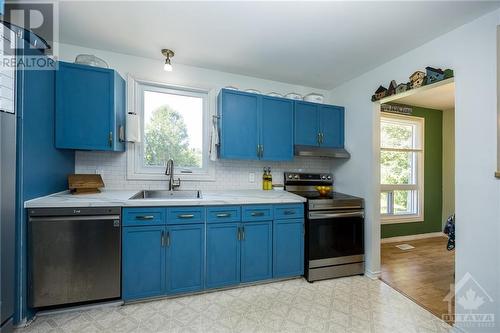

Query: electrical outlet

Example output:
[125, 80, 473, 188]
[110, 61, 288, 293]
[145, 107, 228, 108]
[248, 173, 255, 183]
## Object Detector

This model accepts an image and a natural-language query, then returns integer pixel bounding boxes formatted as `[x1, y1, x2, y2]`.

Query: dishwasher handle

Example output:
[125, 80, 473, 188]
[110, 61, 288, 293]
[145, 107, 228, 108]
[29, 215, 121, 222]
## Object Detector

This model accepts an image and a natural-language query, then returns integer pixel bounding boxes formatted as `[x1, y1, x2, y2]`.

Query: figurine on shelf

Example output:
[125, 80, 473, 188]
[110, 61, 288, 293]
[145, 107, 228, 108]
[387, 80, 397, 96]
[426, 66, 445, 84]
[371, 85, 388, 101]
[409, 71, 425, 89]
[396, 82, 410, 94]
[444, 68, 454, 79]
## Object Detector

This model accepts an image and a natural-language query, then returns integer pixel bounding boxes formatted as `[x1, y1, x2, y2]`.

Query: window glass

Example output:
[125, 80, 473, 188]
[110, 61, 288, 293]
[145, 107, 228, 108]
[380, 113, 424, 221]
[143, 90, 203, 169]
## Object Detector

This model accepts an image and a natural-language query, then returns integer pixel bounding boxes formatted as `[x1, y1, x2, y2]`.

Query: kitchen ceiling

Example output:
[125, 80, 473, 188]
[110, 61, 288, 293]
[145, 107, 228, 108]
[59, 1, 500, 89]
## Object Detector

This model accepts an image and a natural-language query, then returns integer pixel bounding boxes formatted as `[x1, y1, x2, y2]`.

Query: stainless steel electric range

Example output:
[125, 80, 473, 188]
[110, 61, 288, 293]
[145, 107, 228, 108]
[284, 172, 365, 282]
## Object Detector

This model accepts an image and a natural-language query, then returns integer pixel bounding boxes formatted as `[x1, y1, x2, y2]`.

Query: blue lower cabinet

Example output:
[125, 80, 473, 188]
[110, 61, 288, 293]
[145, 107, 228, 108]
[166, 224, 205, 294]
[241, 221, 273, 283]
[122, 226, 166, 300]
[122, 204, 305, 302]
[273, 219, 304, 278]
[206, 223, 241, 289]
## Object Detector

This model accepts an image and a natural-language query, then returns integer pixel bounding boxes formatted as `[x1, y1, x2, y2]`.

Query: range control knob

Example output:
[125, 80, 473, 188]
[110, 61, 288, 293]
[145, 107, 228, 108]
[321, 175, 326, 180]
[288, 174, 293, 179]
[327, 175, 332, 180]
[293, 174, 299, 180]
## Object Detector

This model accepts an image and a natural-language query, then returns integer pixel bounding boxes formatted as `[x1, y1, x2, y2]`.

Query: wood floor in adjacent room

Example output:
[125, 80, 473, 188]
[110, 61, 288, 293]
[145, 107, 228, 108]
[381, 236, 455, 322]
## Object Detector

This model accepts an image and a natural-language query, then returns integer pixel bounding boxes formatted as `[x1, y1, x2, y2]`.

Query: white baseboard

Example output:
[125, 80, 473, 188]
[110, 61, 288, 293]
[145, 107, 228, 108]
[381, 232, 446, 244]
[365, 269, 381, 279]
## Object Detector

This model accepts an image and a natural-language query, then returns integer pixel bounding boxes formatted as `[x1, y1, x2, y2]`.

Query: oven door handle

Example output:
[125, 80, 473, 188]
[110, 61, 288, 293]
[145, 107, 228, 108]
[308, 211, 364, 219]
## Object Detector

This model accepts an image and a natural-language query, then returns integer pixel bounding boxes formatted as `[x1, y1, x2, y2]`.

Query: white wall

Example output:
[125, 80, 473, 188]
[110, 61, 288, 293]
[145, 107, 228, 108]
[442, 108, 455, 226]
[330, 9, 500, 330]
[58, 43, 336, 190]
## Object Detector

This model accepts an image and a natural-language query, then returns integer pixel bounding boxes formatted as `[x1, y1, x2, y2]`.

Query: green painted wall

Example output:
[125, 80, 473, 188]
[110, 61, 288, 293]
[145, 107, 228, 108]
[381, 106, 443, 238]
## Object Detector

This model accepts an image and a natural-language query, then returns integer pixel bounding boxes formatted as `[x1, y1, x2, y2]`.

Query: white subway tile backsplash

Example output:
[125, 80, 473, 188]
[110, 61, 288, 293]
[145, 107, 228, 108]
[75, 151, 335, 190]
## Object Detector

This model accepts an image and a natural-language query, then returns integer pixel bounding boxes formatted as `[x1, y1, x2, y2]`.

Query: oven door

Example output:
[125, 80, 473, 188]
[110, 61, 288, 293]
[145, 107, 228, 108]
[307, 210, 364, 267]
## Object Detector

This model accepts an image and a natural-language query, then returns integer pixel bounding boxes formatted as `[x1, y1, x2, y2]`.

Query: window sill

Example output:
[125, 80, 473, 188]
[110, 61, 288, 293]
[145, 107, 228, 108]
[381, 215, 423, 225]
[126, 172, 216, 182]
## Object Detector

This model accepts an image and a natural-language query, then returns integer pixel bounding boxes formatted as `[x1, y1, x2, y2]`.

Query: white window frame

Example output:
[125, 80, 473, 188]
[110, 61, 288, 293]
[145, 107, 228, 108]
[126, 77, 215, 181]
[380, 113, 425, 224]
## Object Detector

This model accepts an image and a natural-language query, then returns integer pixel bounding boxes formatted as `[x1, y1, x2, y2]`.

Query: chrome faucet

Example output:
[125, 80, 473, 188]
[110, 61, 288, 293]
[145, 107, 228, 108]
[165, 159, 181, 191]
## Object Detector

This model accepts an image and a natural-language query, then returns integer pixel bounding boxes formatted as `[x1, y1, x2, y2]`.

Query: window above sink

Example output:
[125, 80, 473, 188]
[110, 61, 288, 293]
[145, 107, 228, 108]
[126, 77, 215, 181]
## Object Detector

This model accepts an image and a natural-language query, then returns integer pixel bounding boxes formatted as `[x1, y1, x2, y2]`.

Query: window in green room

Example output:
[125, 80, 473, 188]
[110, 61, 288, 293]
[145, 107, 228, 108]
[380, 113, 424, 223]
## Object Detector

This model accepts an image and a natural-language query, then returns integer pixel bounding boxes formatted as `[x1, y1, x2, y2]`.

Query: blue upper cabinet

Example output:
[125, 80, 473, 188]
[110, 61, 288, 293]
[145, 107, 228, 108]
[260, 96, 294, 160]
[218, 89, 259, 159]
[218, 89, 293, 161]
[320, 105, 344, 148]
[55, 62, 125, 151]
[295, 102, 319, 146]
[294, 101, 345, 148]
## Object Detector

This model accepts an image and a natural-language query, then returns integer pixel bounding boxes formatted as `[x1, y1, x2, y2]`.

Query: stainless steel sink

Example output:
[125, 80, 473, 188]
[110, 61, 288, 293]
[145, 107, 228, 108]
[129, 190, 202, 200]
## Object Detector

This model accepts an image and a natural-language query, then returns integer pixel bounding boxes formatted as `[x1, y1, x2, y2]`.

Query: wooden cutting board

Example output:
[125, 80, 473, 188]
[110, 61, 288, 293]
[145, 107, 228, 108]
[68, 174, 104, 194]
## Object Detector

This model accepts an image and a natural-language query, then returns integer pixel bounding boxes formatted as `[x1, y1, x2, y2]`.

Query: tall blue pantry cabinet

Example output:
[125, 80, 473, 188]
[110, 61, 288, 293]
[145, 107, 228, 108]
[12, 36, 75, 327]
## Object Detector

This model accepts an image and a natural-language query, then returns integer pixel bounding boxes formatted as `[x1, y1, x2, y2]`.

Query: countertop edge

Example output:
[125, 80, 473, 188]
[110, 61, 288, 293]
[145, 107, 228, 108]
[24, 190, 306, 209]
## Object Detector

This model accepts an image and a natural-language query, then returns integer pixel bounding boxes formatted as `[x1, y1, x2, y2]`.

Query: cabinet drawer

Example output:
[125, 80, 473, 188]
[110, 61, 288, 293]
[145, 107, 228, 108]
[274, 204, 304, 220]
[123, 208, 165, 227]
[167, 207, 205, 225]
[207, 206, 241, 223]
[242, 205, 273, 222]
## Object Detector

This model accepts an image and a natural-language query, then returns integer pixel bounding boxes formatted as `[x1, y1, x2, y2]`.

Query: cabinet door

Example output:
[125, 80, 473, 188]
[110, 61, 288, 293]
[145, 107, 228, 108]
[166, 224, 205, 294]
[56, 62, 115, 150]
[219, 90, 259, 159]
[241, 221, 273, 283]
[206, 222, 241, 288]
[273, 219, 304, 278]
[260, 97, 294, 161]
[112, 71, 126, 152]
[122, 226, 165, 300]
[294, 102, 319, 146]
[319, 105, 344, 148]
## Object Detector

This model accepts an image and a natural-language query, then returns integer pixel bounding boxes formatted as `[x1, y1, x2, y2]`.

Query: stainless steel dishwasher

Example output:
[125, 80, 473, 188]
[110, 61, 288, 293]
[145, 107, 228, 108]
[28, 207, 121, 308]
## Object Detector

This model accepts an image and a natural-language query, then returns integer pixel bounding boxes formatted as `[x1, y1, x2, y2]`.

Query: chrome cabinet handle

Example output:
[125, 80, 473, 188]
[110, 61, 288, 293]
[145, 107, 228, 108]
[135, 215, 155, 220]
[317, 132, 321, 144]
[161, 230, 165, 247]
[241, 226, 245, 240]
[256, 144, 260, 158]
[178, 214, 194, 219]
[166, 231, 170, 247]
[109, 131, 113, 147]
[237, 227, 242, 240]
[260, 145, 264, 158]
[284, 210, 296, 215]
[320, 132, 324, 144]
[250, 211, 265, 217]
[216, 213, 231, 218]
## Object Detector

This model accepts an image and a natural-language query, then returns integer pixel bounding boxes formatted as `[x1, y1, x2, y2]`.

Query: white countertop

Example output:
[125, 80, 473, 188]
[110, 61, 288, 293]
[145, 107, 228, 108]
[24, 189, 306, 208]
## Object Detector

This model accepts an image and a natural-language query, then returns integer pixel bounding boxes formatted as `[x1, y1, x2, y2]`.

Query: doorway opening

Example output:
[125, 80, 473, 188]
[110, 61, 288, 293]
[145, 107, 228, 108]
[377, 79, 456, 322]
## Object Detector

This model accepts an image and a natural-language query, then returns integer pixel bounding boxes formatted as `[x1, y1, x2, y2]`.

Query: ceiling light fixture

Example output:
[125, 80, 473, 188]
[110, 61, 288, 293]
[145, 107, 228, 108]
[162, 49, 174, 72]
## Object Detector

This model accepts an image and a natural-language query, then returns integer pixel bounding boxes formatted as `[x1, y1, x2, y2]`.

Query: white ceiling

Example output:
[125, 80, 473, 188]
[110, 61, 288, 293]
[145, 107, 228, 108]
[59, 1, 500, 89]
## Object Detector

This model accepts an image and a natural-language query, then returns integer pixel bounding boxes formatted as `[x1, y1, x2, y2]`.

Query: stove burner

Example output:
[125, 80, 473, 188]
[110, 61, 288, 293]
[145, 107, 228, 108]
[284, 172, 363, 211]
